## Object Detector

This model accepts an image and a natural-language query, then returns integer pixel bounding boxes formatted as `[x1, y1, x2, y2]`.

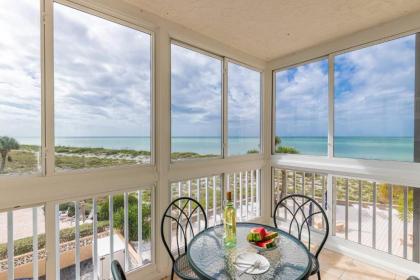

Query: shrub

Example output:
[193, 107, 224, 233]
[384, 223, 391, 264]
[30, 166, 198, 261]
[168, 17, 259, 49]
[275, 146, 299, 154]
[0, 221, 109, 260]
[98, 194, 151, 241]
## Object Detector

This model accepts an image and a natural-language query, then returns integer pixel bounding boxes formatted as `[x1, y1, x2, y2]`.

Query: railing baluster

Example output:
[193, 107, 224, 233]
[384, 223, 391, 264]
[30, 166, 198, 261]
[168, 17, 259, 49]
[373, 182, 377, 249]
[33, 207, 39, 280]
[358, 180, 362, 244]
[251, 170, 254, 217]
[138, 190, 143, 266]
[188, 180, 192, 215]
[321, 175, 326, 229]
[7, 210, 13, 280]
[109, 194, 114, 276]
[205, 178, 209, 217]
[93, 198, 98, 280]
[404, 187, 408, 259]
[124, 192, 129, 271]
[256, 170, 260, 217]
[233, 173, 237, 210]
[302, 172, 305, 195]
[227, 174, 230, 192]
[197, 179, 201, 231]
[178, 182, 182, 199]
[345, 178, 349, 240]
[213, 176, 217, 225]
[245, 171, 249, 219]
[293, 171, 296, 213]
[239, 172, 243, 220]
[75, 201, 80, 280]
[331, 177, 337, 236]
[312, 173, 315, 199]
[388, 184, 393, 254]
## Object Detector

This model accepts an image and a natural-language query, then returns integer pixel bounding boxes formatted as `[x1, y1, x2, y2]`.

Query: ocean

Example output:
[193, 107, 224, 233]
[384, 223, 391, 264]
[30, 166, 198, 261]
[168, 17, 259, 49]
[15, 136, 415, 162]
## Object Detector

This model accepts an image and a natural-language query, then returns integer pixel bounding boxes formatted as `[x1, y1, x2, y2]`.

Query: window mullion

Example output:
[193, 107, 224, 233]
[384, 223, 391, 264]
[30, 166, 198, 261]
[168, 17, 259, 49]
[222, 59, 229, 158]
[43, 0, 55, 176]
[328, 54, 335, 159]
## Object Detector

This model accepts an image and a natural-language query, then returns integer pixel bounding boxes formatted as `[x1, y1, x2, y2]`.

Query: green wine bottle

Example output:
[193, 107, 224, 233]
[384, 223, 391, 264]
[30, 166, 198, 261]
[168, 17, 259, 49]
[223, 191, 237, 248]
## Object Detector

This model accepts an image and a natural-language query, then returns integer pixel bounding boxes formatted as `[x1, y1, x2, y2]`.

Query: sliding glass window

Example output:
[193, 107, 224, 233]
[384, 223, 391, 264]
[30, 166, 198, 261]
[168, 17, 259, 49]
[334, 35, 416, 161]
[0, 0, 41, 176]
[227, 62, 261, 156]
[171, 43, 222, 161]
[274, 59, 329, 156]
[54, 3, 152, 171]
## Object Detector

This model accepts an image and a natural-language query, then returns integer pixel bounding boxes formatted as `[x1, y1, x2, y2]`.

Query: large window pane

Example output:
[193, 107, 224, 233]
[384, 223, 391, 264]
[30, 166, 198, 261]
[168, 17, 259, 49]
[275, 60, 328, 156]
[171, 44, 222, 160]
[54, 3, 152, 171]
[334, 35, 415, 161]
[0, 0, 41, 175]
[227, 62, 261, 156]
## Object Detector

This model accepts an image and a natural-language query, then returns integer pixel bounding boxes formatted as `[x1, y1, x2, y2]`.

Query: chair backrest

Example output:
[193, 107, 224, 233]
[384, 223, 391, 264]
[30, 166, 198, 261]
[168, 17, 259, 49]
[273, 194, 329, 258]
[111, 260, 126, 280]
[161, 197, 208, 263]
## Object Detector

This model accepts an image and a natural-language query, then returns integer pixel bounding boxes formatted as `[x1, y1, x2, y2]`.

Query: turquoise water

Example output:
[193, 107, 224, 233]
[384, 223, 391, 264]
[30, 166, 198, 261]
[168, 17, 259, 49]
[15, 136, 414, 161]
[281, 137, 413, 162]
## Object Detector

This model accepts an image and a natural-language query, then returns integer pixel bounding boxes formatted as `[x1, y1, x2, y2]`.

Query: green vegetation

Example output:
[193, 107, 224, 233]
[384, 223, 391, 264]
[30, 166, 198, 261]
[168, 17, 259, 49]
[275, 136, 299, 154]
[55, 155, 136, 169]
[98, 193, 152, 241]
[0, 136, 20, 172]
[0, 221, 109, 260]
[55, 146, 151, 157]
[275, 146, 299, 154]
[171, 152, 218, 160]
[247, 149, 259, 154]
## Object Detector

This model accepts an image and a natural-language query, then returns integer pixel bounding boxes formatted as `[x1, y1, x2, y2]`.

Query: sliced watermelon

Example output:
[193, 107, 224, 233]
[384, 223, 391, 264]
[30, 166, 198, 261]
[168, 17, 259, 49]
[263, 231, 278, 241]
[256, 238, 277, 249]
[247, 227, 267, 242]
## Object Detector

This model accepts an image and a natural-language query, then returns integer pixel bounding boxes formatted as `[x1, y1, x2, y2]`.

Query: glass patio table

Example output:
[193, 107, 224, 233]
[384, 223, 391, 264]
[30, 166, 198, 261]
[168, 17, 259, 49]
[187, 222, 312, 280]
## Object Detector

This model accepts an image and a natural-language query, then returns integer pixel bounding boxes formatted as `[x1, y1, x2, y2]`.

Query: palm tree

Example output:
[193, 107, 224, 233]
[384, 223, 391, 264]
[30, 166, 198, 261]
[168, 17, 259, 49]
[0, 136, 20, 172]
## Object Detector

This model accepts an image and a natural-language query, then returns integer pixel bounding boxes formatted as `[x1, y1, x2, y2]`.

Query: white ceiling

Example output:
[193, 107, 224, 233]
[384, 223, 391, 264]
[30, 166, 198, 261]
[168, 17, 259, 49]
[124, 0, 420, 61]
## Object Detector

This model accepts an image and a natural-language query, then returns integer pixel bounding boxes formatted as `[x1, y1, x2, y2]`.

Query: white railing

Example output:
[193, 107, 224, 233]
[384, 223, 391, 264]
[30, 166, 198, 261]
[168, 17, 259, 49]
[332, 176, 415, 261]
[226, 169, 261, 221]
[169, 169, 261, 250]
[55, 187, 153, 280]
[272, 167, 419, 264]
[0, 206, 45, 280]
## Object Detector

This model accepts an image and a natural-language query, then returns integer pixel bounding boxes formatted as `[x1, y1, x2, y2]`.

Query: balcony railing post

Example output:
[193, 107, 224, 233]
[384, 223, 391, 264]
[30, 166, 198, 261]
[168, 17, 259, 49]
[388, 184, 393, 254]
[403, 187, 408, 259]
[7, 210, 14, 280]
[373, 182, 377, 249]
[330, 175, 336, 236]
[358, 180, 362, 244]
[345, 178, 349, 240]
[33, 207, 39, 280]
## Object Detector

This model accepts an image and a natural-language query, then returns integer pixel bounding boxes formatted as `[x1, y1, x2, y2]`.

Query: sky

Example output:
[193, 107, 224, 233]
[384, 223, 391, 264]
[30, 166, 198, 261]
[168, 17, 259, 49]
[0, 0, 41, 140]
[0, 1, 416, 145]
[276, 35, 416, 138]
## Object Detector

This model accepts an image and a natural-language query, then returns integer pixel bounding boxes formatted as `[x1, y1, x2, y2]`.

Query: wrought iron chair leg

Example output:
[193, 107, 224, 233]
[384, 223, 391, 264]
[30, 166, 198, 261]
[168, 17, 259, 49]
[171, 266, 175, 280]
[317, 270, 321, 280]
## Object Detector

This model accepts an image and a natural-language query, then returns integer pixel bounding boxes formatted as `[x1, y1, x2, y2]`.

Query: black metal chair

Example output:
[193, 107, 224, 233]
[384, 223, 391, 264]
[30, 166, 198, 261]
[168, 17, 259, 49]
[111, 260, 127, 280]
[273, 194, 329, 280]
[161, 197, 208, 280]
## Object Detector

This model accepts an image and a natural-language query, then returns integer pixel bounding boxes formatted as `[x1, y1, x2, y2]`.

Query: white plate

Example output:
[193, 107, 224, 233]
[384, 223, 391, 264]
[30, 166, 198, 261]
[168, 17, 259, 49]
[234, 252, 270, 275]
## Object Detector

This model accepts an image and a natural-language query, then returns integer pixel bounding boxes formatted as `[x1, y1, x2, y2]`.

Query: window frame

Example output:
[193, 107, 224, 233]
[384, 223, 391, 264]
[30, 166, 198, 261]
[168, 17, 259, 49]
[169, 40, 264, 164]
[225, 58, 263, 159]
[50, 0, 156, 175]
[272, 56, 329, 158]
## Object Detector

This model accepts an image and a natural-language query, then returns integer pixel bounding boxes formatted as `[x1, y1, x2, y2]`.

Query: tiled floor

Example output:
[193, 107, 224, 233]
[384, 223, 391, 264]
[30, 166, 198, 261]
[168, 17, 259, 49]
[170, 249, 409, 280]
[310, 249, 407, 280]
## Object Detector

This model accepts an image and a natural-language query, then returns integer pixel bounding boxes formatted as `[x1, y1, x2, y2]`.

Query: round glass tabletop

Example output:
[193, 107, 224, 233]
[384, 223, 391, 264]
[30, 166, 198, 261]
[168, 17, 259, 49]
[187, 223, 312, 280]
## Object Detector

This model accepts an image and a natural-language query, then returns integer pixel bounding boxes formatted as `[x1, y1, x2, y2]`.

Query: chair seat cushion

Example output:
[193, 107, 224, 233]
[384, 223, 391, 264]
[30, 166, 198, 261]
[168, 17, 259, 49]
[310, 254, 319, 275]
[174, 253, 200, 280]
